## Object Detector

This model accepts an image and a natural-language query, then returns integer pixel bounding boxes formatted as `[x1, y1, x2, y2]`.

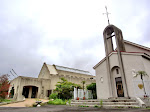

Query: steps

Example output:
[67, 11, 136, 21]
[71, 98, 140, 108]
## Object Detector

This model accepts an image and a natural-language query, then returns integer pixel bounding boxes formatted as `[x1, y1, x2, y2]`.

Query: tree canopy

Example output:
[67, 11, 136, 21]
[86, 83, 97, 99]
[0, 74, 10, 99]
[54, 77, 81, 99]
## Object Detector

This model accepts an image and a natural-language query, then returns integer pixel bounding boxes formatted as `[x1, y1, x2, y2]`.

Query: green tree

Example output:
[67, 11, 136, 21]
[135, 71, 148, 95]
[54, 78, 81, 99]
[81, 81, 86, 90]
[81, 81, 86, 99]
[86, 83, 97, 99]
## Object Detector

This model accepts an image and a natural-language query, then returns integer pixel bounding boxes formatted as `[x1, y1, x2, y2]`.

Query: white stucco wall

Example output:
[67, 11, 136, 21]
[95, 61, 110, 99]
[122, 53, 145, 97]
[95, 52, 150, 99]
[124, 43, 150, 55]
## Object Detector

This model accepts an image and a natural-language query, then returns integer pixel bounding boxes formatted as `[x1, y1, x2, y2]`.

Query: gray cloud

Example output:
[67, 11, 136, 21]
[0, 0, 150, 80]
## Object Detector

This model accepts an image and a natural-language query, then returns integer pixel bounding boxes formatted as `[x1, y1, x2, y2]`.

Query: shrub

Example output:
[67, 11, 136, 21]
[54, 78, 81, 100]
[0, 74, 10, 99]
[94, 105, 99, 108]
[48, 99, 67, 105]
[49, 93, 58, 99]
[86, 83, 97, 99]
[100, 99, 103, 107]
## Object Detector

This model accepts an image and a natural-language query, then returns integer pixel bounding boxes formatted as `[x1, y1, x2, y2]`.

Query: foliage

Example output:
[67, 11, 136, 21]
[81, 81, 86, 90]
[0, 98, 12, 103]
[135, 71, 148, 95]
[135, 71, 148, 79]
[32, 103, 37, 107]
[67, 99, 71, 105]
[78, 105, 89, 107]
[94, 105, 99, 108]
[86, 83, 97, 99]
[100, 99, 103, 106]
[86, 83, 96, 90]
[0, 74, 10, 99]
[54, 78, 81, 99]
[49, 93, 58, 99]
[48, 99, 67, 105]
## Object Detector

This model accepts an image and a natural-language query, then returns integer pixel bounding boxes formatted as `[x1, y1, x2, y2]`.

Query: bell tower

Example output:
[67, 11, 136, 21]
[103, 25, 129, 98]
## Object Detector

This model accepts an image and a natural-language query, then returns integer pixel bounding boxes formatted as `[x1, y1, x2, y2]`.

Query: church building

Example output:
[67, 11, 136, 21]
[9, 63, 95, 101]
[94, 25, 150, 99]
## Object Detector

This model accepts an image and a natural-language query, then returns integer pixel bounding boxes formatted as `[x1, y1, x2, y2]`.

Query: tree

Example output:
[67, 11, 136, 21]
[54, 78, 81, 99]
[87, 83, 97, 99]
[81, 81, 86, 90]
[0, 74, 10, 99]
[135, 71, 148, 96]
[81, 81, 86, 99]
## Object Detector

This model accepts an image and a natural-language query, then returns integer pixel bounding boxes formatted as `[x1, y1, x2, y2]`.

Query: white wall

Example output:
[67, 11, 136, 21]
[95, 60, 110, 99]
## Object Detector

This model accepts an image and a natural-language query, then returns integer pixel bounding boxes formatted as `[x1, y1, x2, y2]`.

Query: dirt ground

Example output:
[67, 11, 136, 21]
[0, 105, 150, 112]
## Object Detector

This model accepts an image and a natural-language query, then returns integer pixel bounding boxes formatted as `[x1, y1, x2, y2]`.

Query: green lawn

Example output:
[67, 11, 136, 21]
[0, 99, 13, 103]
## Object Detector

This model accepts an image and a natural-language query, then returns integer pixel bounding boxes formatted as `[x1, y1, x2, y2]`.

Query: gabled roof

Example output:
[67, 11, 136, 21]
[93, 51, 150, 69]
[94, 40, 150, 69]
[124, 40, 150, 51]
[45, 63, 58, 75]
[53, 64, 92, 76]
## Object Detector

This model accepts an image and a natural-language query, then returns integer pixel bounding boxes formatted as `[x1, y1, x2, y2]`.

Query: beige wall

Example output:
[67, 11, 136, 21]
[38, 64, 95, 90]
[57, 70, 95, 86]
[10, 64, 95, 101]
[9, 76, 51, 101]
[95, 52, 150, 99]
[95, 60, 110, 99]
[125, 43, 150, 55]
[38, 64, 50, 79]
[122, 54, 144, 97]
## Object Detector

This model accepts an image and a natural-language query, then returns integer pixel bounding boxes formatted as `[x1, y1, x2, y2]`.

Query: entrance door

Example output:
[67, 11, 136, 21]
[31, 86, 38, 98]
[115, 77, 124, 97]
[22, 87, 29, 98]
[47, 90, 52, 97]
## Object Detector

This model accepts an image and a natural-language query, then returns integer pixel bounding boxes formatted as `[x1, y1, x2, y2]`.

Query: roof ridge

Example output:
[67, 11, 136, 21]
[124, 40, 150, 51]
[53, 64, 90, 73]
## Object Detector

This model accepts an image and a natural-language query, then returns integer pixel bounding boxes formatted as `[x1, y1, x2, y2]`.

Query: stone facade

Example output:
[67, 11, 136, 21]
[9, 63, 95, 101]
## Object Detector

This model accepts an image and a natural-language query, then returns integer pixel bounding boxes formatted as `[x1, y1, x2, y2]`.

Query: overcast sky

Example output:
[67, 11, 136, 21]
[0, 0, 150, 79]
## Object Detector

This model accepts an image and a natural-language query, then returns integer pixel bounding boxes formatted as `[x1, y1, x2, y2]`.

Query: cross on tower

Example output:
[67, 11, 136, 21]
[103, 6, 111, 25]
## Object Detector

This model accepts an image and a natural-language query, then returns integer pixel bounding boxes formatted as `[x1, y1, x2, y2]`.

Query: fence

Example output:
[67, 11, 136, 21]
[73, 87, 93, 100]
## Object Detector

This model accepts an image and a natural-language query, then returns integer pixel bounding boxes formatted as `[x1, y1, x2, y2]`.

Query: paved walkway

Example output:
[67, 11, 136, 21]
[0, 105, 150, 112]
[0, 99, 49, 107]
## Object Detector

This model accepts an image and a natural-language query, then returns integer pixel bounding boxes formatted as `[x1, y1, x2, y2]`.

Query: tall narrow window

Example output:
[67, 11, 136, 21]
[116, 69, 119, 74]
[111, 32, 117, 51]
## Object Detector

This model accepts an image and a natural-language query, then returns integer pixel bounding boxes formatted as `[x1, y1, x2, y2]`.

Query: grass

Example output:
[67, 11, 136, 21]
[78, 105, 89, 107]
[100, 99, 103, 107]
[146, 107, 150, 109]
[0, 98, 13, 103]
[48, 99, 67, 105]
[94, 105, 99, 108]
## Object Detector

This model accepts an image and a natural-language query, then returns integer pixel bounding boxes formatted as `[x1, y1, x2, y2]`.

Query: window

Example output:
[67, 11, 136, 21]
[116, 69, 119, 74]
[47, 90, 52, 97]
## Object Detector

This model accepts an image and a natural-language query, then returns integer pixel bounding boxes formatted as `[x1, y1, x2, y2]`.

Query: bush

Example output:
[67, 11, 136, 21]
[0, 98, 12, 103]
[49, 93, 58, 99]
[86, 83, 97, 99]
[48, 99, 67, 105]
[54, 78, 81, 100]
[0, 74, 10, 99]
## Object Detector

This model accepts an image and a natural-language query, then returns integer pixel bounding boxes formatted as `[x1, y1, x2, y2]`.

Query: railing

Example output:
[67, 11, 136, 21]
[74, 88, 93, 100]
